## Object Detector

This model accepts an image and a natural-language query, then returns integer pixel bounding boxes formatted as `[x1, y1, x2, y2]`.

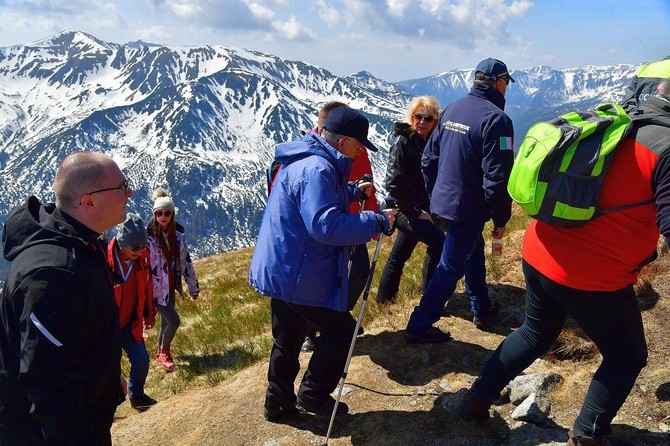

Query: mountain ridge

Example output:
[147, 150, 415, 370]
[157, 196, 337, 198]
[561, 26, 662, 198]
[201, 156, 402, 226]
[0, 30, 641, 266]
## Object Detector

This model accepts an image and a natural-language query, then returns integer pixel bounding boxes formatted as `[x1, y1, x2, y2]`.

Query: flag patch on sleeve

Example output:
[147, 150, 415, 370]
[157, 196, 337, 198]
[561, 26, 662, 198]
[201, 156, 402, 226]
[499, 137, 513, 151]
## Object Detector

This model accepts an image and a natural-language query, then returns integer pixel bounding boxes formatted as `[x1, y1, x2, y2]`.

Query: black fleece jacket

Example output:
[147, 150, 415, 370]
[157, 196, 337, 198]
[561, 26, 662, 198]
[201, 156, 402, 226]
[384, 122, 432, 220]
[1, 197, 121, 445]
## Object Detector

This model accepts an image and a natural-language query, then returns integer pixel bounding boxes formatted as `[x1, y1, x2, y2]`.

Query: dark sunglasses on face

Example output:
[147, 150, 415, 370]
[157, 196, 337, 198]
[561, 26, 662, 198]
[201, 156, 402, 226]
[154, 210, 173, 218]
[130, 246, 145, 252]
[413, 113, 436, 122]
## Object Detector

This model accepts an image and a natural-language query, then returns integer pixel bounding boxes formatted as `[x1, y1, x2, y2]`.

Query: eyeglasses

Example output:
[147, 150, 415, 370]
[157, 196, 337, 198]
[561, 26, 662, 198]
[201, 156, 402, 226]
[499, 76, 511, 86]
[86, 179, 131, 196]
[413, 114, 436, 122]
[130, 246, 145, 252]
[154, 210, 173, 218]
[341, 136, 364, 153]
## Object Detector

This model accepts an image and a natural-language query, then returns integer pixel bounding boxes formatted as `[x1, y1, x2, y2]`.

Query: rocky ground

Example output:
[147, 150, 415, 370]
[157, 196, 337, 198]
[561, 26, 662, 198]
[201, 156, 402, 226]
[111, 239, 670, 446]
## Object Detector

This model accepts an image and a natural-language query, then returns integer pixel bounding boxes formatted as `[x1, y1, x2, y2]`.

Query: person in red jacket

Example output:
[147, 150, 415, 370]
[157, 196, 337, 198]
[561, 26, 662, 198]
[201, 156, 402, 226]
[108, 213, 158, 411]
[456, 80, 670, 445]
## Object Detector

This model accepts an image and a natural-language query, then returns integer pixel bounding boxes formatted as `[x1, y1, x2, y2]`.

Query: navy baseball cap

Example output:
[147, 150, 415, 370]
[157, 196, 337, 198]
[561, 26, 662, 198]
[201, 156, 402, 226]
[475, 58, 515, 83]
[323, 107, 378, 152]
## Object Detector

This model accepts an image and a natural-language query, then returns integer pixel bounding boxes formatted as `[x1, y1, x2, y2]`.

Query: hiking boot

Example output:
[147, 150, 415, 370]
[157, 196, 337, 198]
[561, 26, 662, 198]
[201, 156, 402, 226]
[473, 299, 500, 329]
[566, 430, 616, 446]
[130, 393, 158, 411]
[297, 396, 349, 418]
[376, 295, 395, 304]
[301, 335, 316, 352]
[455, 389, 491, 422]
[403, 326, 452, 344]
[157, 347, 175, 372]
[264, 402, 298, 422]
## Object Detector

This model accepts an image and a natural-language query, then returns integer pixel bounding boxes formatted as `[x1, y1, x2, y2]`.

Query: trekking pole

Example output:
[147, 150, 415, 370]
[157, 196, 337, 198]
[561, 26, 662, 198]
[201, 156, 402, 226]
[323, 197, 397, 446]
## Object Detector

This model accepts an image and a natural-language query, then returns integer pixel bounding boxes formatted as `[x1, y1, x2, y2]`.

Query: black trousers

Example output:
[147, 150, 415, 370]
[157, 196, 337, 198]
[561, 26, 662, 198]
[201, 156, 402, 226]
[266, 298, 356, 408]
[347, 243, 370, 310]
[472, 260, 647, 437]
[377, 211, 444, 302]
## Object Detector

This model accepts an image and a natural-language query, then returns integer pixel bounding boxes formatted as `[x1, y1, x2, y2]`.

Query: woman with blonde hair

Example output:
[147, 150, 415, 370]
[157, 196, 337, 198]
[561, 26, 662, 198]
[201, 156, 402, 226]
[147, 187, 200, 371]
[377, 96, 444, 303]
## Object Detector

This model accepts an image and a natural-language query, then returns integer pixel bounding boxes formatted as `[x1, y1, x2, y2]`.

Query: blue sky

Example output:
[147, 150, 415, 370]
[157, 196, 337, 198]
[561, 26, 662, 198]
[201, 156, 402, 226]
[0, 0, 668, 82]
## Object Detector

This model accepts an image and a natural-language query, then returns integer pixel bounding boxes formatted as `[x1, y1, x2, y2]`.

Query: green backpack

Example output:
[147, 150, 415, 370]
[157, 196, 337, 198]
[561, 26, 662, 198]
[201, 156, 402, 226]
[508, 102, 651, 227]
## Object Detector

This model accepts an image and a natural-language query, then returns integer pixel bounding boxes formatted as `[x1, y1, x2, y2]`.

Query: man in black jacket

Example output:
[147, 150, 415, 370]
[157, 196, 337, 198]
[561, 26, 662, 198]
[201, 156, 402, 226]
[0, 151, 132, 445]
[621, 56, 670, 112]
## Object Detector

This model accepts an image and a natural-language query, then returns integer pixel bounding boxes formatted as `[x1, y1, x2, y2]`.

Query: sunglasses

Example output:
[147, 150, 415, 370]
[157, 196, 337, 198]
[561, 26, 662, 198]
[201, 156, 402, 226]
[154, 210, 173, 218]
[130, 246, 145, 252]
[86, 179, 131, 196]
[413, 114, 436, 122]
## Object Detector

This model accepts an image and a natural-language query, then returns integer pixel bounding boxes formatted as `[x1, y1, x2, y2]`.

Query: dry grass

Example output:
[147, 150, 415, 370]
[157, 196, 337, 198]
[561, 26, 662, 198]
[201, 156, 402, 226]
[113, 203, 670, 445]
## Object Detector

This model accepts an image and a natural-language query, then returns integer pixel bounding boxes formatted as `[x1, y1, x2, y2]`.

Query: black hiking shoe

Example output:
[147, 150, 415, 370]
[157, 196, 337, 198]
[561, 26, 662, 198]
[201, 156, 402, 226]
[301, 335, 316, 352]
[455, 389, 491, 422]
[130, 393, 158, 411]
[566, 430, 617, 446]
[473, 299, 500, 329]
[297, 396, 349, 418]
[264, 402, 298, 422]
[403, 326, 452, 344]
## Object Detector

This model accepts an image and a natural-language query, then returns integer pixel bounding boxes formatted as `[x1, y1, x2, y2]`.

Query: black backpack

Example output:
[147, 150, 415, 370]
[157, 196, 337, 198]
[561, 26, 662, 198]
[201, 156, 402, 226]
[266, 160, 282, 196]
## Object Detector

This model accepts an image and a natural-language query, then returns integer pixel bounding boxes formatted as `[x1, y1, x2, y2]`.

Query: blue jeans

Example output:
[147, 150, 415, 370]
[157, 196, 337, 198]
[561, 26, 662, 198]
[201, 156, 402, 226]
[377, 211, 445, 302]
[121, 323, 150, 398]
[406, 220, 490, 332]
[472, 260, 647, 437]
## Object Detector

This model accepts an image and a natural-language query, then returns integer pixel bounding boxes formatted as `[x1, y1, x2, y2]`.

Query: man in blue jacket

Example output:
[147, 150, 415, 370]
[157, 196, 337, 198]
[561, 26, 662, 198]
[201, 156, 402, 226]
[249, 107, 396, 421]
[404, 58, 515, 343]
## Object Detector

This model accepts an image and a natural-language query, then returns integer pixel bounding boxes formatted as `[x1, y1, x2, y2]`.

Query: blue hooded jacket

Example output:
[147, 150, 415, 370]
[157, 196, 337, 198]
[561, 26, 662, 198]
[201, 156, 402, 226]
[249, 134, 384, 311]
[422, 83, 514, 228]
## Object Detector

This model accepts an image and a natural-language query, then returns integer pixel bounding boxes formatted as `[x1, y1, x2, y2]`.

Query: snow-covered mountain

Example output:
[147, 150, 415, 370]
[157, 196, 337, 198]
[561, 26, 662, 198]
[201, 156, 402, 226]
[0, 30, 641, 266]
[397, 63, 640, 139]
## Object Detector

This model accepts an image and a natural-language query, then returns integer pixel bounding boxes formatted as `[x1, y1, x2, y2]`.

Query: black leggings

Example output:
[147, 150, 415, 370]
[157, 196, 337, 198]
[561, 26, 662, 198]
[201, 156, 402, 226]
[472, 260, 647, 437]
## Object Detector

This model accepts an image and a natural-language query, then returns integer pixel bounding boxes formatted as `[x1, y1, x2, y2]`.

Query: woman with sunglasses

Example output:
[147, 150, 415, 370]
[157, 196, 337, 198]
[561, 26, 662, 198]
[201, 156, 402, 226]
[147, 187, 200, 372]
[377, 96, 445, 304]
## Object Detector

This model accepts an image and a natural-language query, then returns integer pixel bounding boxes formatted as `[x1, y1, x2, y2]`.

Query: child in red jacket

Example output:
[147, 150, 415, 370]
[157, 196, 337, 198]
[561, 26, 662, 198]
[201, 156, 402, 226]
[108, 213, 157, 411]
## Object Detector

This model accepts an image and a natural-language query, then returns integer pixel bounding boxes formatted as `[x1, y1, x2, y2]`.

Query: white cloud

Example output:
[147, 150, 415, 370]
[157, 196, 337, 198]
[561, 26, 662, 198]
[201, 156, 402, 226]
[271, 14, 315, 41]
[248, 2, 276, 21]
[315, 0, 339, 26]
[164, 1, 204, 21]
[386, 0, 410, 18]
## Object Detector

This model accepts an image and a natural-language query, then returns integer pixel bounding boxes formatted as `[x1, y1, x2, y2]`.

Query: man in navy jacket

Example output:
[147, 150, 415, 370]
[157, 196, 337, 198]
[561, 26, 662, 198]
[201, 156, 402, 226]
[404, 58, 515, 343]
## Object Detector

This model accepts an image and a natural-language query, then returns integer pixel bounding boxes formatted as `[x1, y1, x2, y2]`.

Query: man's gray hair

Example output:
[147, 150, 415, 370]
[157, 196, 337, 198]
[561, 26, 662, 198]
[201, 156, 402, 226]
[53, 151, 109, 209]
[321, 129, 343, 147]
[473, 71, 497, 87]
